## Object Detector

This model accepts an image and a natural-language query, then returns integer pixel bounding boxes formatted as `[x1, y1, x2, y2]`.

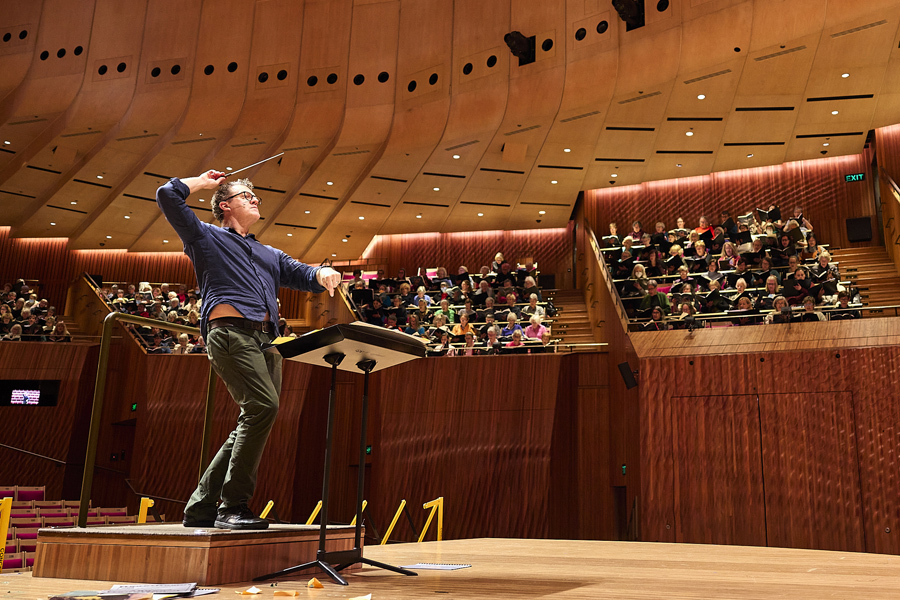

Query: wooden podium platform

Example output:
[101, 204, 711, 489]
[32, 523, 361, 585]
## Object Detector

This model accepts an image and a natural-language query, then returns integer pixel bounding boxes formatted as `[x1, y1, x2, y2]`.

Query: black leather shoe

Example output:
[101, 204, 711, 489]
[215, 505, 269, 530]
[183, 517, 216, 528]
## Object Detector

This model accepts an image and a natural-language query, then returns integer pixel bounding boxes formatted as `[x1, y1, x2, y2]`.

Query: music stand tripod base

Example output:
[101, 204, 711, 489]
[254, 325, 426, 585]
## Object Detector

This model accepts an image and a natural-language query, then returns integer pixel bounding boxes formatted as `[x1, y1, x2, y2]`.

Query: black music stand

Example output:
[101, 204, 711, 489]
[254, 323, 427, 585]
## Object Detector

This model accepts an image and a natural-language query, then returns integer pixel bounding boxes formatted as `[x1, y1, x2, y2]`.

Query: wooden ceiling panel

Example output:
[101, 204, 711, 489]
[668, 58, 743, 117]
[16, 204, 83, 239]
[722, 106, 798, 143]
[124, 206, 215, 252]
[679, 3, 751, 75]
[645, 151, 717, 182]
[873, 47, 900, 128]
[713, 144, 787, 174]
[747, 0, 827, 52]
[784, 132, 867, 164]
[654, 118, 726, 152]
[614, 25, 681, 94]
[0, 1, 42, 101]
[736, 34, 820, 98]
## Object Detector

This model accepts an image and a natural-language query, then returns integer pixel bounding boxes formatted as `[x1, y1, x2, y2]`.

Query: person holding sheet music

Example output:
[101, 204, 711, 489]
[730, 295, 760, 326]
[755, 276, 780, 310]
[639, 280, 670, 314]
[665, 245, 686, 275]
[754, 257, 780, 287]
[799, 296, 825, 321]
[472, 280, 493, 306]
[725, 258, 751, 289]
[644, 306, 669, 331]
[502, 313, 524, 337]
[831, 290, 861, 320]
[628, 220, 644, 241]
[801, 232, 822, 261]
[764, 296, 792, 324]
[434, 298, 456, 324]
[792, 206, 814, 232]
[404, 314, 427, 337]
[669, 266, 695, 294]
[521, 293, 546, 319]
[521, 276, 542, 302]
[524, 314, 548, 340]
[718, 241, 739, 270]
[500, 293, 521, 319]
[687, 241, 711, 273]
[698, 259, 723, 290]
[695, 216, 714, 237]
[414, 286, 433, 307]
[451, 312, 477, 338]
[783, 267, 811, 305]
[625, 264, 650, 297]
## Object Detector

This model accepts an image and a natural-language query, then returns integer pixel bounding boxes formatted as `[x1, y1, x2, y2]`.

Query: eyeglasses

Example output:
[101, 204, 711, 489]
[224, 190, 261, 205]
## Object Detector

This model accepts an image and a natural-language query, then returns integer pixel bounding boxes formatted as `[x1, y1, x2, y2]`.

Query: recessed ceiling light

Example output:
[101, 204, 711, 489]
[697, 94, 706, 100]
[124, 215, 130, 219]
[832, 110, 839, 115]
[199, 198, 205, 202]
[563, 148, 571, 153]
[342, 238, 348, 242]
[287, 233, 293, 237]
[416, 214, 422, 219]
[823, 143, 830, 147]
[477, 213, 484, 217]
[433, 187, 440, 191]
[611, 173, 618, 178]
[50, 222, 56, 226]
[676, 164, 683, 167]
[685, 131, 694, 137]
[163, 239, 169, 243]
[332, 253, 337, 257]
[326, 181, 333, 185]
[452, 154, 460, 159]
[539, 210, 546, 215]
[106, 235, 112, 239]
[550, 180, 558, 184]
[70, 201, 77, 205]
[97, 175, 104, 179]
[226, 167, 233, 171]
[358, 216, 365, 220]
[747, 153, 754, 158]
[304, 210, 310, 214]
[3, 140, 10, 145]
[841, 73, 849, 78]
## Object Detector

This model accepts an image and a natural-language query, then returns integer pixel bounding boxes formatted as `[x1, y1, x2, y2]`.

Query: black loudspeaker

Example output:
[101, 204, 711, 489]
[617, 362, 638, 389]
[846, 217, 872, 243]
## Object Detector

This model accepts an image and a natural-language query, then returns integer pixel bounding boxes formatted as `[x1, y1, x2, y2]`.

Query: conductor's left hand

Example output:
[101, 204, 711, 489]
[317, 267, 342, 297]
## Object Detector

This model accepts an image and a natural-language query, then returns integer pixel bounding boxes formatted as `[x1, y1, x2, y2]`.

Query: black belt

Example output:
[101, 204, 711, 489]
[208, 317, 275, 334]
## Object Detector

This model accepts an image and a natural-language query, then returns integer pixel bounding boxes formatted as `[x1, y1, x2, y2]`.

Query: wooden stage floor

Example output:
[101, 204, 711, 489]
[8, 538, 900, 599]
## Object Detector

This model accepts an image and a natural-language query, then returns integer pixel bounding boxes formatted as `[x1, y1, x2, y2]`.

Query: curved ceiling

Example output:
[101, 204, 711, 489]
[1, 0, 900, 263]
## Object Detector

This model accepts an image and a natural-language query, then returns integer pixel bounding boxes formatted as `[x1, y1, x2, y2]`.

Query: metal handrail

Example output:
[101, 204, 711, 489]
[77, 312, 216, 527]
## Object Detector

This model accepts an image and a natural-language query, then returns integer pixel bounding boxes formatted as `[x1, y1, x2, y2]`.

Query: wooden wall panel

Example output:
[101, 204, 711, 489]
[877, 123, 900, 182]
[585, 151, 879, 249]
[759, 392, 865, 552]
[0, 342, 98, 500]
[639, 342, 900, 556]
[671, 395, 767, 547]
[363, 225, 573, 288]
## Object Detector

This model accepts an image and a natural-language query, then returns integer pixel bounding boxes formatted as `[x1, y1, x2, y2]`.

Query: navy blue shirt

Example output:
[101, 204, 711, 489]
[156, 178, 325, 338]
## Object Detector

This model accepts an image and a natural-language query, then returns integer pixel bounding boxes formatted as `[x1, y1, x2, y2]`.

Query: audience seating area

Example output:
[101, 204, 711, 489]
[597, 208, 873, 331]
[0, 485, 162, 573]
[343, 257, 561, 355]
[0, 279, 78, 342]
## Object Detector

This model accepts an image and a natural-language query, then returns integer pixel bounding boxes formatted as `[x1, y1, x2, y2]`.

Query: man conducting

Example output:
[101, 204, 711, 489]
[156, 170, 341, 530]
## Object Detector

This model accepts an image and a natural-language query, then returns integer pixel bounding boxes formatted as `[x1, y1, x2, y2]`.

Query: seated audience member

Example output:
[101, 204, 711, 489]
[172, 333, 194, 354]
[669, 266, 694, 294]
[46, 320, 71, 343]
[754, 257, 780, 287]
[386, 294, 408, 326]
[384, 313, 402, 331]
[810, 251, 838, 281]
[729, 278, 749, 306]
[665, 245, 685, 275]
[695, 215, 714, 237]
[451, 312, 477, 337]
[479, 313, 498, 341]
[0, 314, 12, 335]
[434, 299, 456, 324]
[147, 334, 171, 354]
[11, 298, 25, 320]
[645, 250, 663, 278]
[540, 330, 553, 352]
[501, 313, 524, 338]
[792, 205, 814, 232]
[783, 267, 810, 305]
[491, 252, 505, 272]
[670, 302, 698, 330]
[413, 286, 433, 306]
[687, 241, 711, 273]
[2, 324, 23, 341]
[730, 296, 759, 326]
[499, 293, 520, 320]
[396, 268, 409, 284]
[477, 297, 498, 322]
[627, 220, 643, 242]
[472, 280, 494, 306]
[430, 330, 452, 355]
[505, 329, 525, 348]
[830, 290, 861, 320]
[496, 261, 516, 283]
[427, 314, 450, 339]
[41, 316, 56, 339]
[724, 258, 752, 289]
[524, 315, 547, 340]
[755, 276, 780, 310]
[17, 309, 41, 340]
[764, 296, 792, 324]
[363, 297, 387, 326]
[458, 279, 474, 300]
[718, 241, 739, 270]
[454, 331, 479, 356]
[639, 280, 670, 314]
[799, 295, 825, 321]
[698, 259, 723, 290]
[521, 276, 541, 302]
[800, 232, 822, 261]
[605, 223, 621, 246]
[521, 294, 546, 319]
[459, 298, 477, 320]
[673, 217, 688, 238]
[771, 232, 797, 267]
[414, 299, 431, 325]
[643, 306, 669, 331]
[496, 279, 518, 303]
[684, 230, 700, 250]
[397, 282, 414, 305]
[404, 314, 427, 337]
[190, 336, 207, 354]
[623, 264, 649, 297]
[481, 326, 502, 354]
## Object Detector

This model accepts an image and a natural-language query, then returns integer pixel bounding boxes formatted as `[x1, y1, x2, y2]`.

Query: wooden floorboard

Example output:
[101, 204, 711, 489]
[7, 538, 900, 599]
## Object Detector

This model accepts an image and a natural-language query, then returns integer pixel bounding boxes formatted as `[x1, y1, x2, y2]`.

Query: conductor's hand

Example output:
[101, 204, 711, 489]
[199, 170, 227, 189]
[317, 267, 342, 297]
[183, 170, 227, 195]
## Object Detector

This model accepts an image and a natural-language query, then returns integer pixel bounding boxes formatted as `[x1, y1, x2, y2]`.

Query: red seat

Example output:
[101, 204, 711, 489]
[15, 487, 45, 502]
